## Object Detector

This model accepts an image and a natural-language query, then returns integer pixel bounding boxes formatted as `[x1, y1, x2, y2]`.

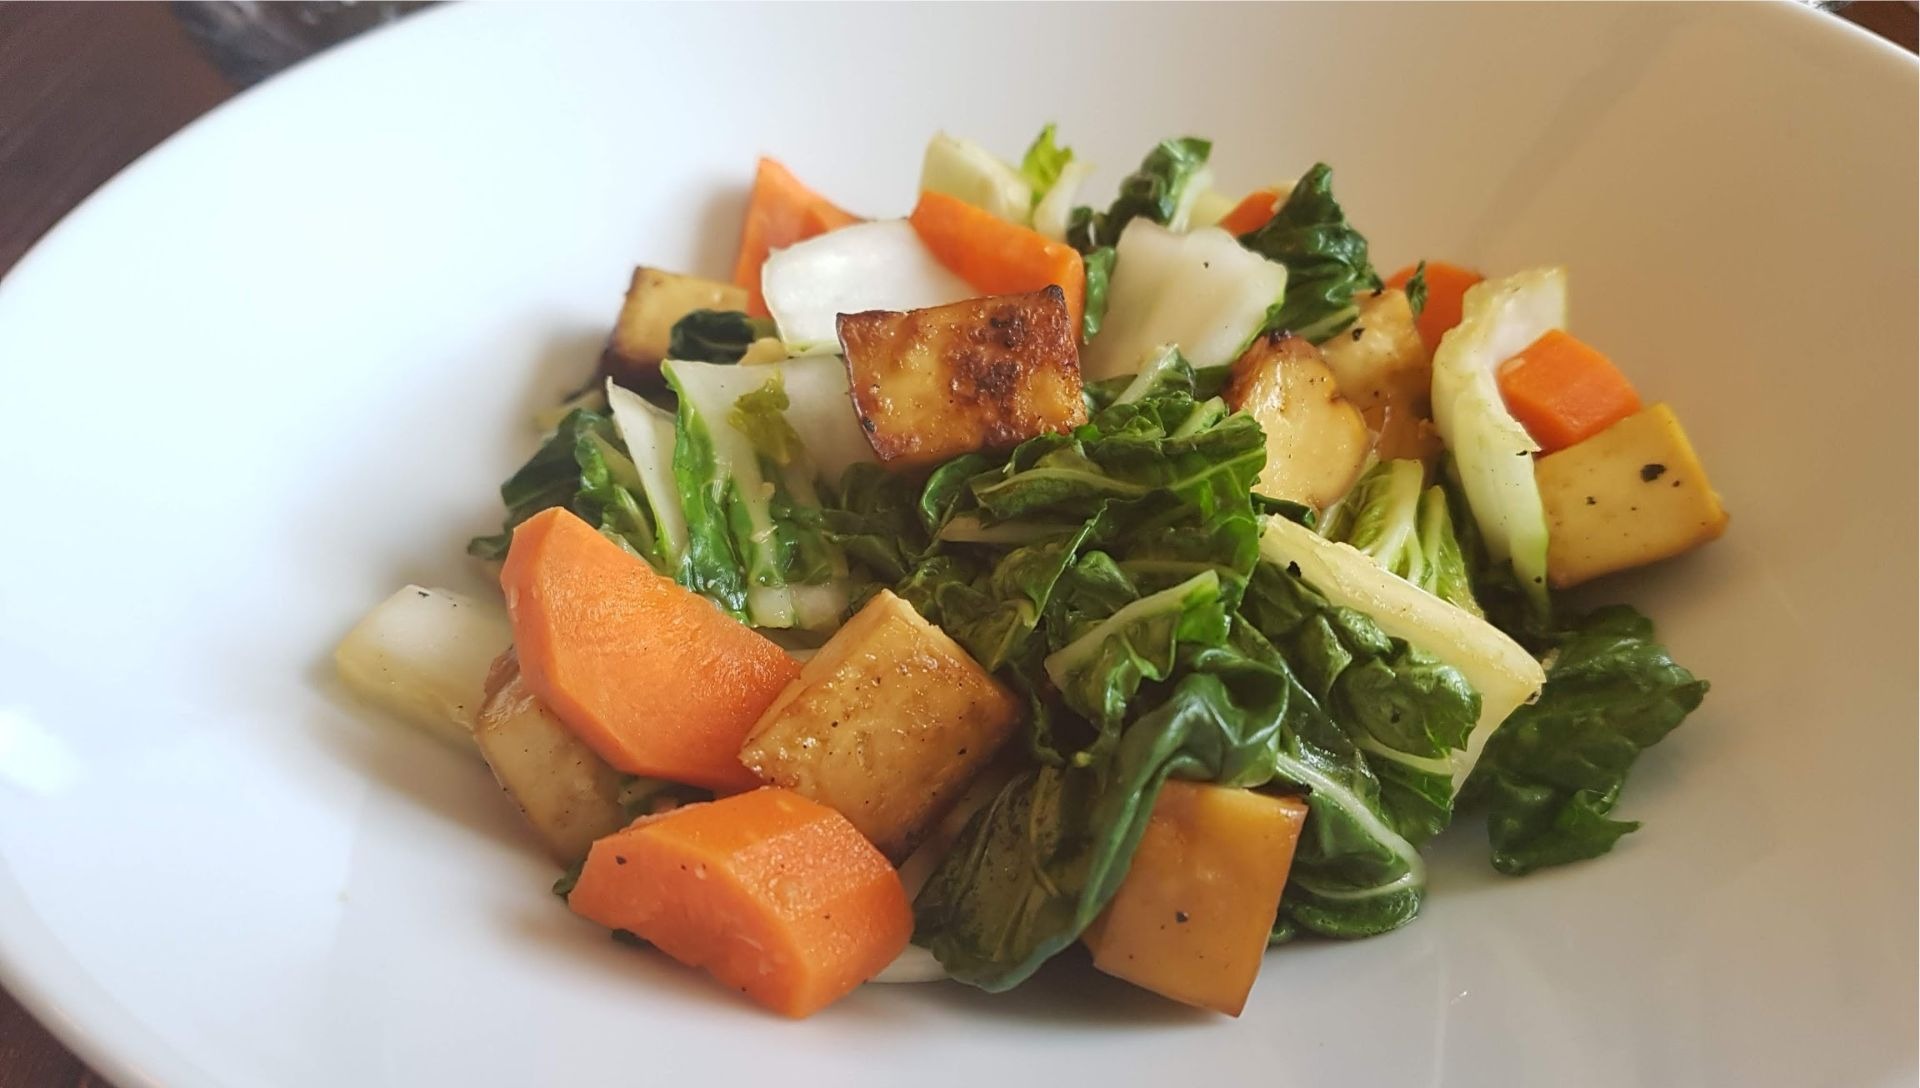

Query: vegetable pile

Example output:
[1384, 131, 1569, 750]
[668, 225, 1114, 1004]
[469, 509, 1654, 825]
[335, 125, 1728, 1019]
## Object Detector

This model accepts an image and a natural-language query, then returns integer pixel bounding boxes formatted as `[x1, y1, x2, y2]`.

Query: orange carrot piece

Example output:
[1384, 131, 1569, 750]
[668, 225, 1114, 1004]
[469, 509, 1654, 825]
[1387, 261, 1483, 352]
[1497, 330, 1643, 453]
[732, 157, 861, 316]
[569, 787, 912, 1018]
[1216, 187, 1281, 236]
[908, 190, 1085, 333]
[500, 508, 799, 791]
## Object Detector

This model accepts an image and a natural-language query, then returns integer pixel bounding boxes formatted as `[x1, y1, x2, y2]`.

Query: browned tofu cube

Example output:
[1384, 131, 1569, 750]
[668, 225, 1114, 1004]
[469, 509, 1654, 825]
[602, 267, 748, 383]
[737, 590, 1022, 859]
[1536, 402, 1729, 588]
[474, 652, 630, 864]
[1082, 782, 1308, 1017]
[1317, 288, 1442, 463]
[838, 287, 1088, 470]
[1225, 332, 1371, 508]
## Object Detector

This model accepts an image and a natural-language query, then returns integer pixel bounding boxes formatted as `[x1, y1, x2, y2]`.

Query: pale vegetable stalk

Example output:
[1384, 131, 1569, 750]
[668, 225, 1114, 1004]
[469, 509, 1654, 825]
[1430, 267, 1567, 609]
[760, 220, 974, 352]
[333, 585, 511, 750]
[920, 132, 1033, 224]
[604, 381, 690, 568]
[1031, 158, 1095, 241]
[1079, 221, 1288, 380]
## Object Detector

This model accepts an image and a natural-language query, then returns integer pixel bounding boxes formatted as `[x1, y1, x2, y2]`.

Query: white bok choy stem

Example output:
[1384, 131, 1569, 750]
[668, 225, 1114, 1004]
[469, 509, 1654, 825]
[1430, 267, 1567, 612]
[1079, 221, 1287, 380]
[761, 220, 974, 353]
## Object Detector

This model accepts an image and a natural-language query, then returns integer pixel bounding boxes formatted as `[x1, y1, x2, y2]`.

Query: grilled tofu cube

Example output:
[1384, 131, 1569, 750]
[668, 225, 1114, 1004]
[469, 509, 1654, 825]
[838, 287, 1088, 470]
[1316, 287, 1441, 462]
[603, 267, 748, 383]
[1225, 332, 1371, 508]
[1082, 782, 1309, 1016]
[738, 590, 1022, 859]
[474, 652, 630, 864]
[1536, 403, 1729, 588]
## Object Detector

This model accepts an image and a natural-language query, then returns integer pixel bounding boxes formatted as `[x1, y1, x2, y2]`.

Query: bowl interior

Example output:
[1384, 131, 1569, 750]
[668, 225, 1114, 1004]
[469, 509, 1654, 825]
[0, 4, 1913, 1086]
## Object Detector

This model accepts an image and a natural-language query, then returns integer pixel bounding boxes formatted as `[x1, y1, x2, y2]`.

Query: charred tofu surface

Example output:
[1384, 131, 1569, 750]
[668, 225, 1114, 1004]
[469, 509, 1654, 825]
[839, 286, 1088, 470]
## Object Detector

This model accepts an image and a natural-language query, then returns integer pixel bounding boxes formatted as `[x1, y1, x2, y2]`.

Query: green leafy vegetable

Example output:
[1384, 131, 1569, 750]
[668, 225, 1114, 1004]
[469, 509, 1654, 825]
[1044, 571, 1231, 738]
[1238, 162, 1380, 343]
[1239, 564, 1477, 849]
[1442, 473, 1710, 874]
[1259, 512, 1546, 796]
[1080, 245, 1115, 343]
[914, 641, 1295, 990]
[1321, 459, 1482, 616]
[727, 379, 806, 467]
[666, 309, 773, 364]
[1404, 260, 1429, 318]
[468, 409, 659, 565]
[1463, 606, 1706, 874]
[914, 546, 1479, 984]
[818, 463, 929, 588]
[1018, 123, 1074, 203]
[1066, 137, 1212, 253]
[666, 361, 848, 629]
[1234, 564, 1475, 936]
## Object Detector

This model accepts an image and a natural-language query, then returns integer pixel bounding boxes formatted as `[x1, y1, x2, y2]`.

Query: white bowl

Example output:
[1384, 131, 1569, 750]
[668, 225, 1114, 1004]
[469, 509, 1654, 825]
[0, 4, 1913, 1086]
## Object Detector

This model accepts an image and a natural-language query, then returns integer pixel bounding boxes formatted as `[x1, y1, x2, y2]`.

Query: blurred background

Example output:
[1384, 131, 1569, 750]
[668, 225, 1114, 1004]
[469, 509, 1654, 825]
[0, 0, 436, 273]
[0, 2, 1913, 1085]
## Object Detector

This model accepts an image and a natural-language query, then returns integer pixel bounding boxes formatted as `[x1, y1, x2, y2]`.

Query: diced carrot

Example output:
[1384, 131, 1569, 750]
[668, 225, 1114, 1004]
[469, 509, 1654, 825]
[1387, 261, 1483, 352]
[569, 787, 912, 1018]
[500, 508, 799, 791]
[1216, 187, 1281, 236]
[1497, 330, 1643, 453]
[732, 157, 861, 316]
[908, 190, 1085, 334]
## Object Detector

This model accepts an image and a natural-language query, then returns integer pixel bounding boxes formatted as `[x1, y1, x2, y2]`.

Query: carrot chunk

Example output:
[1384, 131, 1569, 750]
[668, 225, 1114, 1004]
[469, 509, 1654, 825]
[568, 787, 912, 1017]
[908, 189, 1085, 333]
[732, 157, 860, 316]
[1216, 187, 1281, 236]
[500, 508, 799, 791]
[1497, 329, 1643, 453]
[1387, 260, 1482, 352]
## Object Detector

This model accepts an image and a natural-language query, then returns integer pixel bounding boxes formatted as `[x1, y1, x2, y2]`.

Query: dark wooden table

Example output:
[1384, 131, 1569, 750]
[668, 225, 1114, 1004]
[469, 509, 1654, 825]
[0, 2, 1912, 1085]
